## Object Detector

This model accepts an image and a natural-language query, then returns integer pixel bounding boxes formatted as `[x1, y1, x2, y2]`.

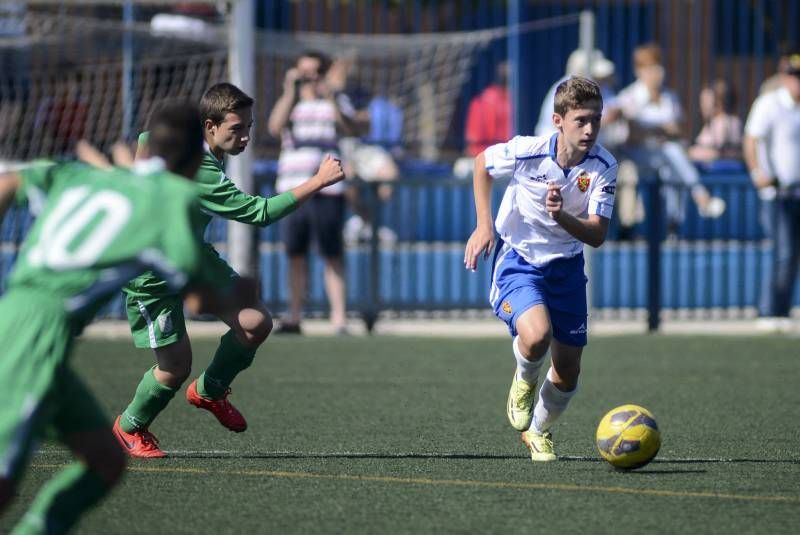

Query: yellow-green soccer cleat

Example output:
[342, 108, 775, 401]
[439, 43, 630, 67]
[506, 374, 535, 431]
[521, 429, 557, 462]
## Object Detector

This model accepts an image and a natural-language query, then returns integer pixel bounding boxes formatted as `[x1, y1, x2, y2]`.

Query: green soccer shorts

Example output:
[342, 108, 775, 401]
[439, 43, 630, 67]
[0, 291, 108, 482]
[126, 244, 239, 349]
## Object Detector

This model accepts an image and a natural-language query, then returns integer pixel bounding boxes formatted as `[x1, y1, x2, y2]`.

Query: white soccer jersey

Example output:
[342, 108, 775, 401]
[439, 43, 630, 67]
[484, 133, 618, 267]
[745, 87, 800, 188]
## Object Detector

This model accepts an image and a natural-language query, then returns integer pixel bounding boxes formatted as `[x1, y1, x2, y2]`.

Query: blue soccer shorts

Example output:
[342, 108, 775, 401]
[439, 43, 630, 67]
[489, 241, 588, 346]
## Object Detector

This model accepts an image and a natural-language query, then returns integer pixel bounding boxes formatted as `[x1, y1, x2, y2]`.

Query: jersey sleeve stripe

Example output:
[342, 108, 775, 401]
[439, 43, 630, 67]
[587, 154, 613, 170]
[137, 249, 188, 292]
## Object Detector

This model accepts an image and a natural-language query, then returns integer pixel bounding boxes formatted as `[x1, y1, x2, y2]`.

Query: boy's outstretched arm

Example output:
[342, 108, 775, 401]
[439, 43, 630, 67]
[259, 154, 345, 225]
[284, 154, 345, 205]
[464, 152, 495, 271]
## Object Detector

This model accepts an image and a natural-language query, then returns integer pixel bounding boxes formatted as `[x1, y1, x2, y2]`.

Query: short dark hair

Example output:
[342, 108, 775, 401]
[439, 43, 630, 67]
[554, 76, 603, 116]
[634, 43, 662, 69]
[298, 50, 332, 76]
[199, 82, 254, 125]
[148, 100, 204, 174]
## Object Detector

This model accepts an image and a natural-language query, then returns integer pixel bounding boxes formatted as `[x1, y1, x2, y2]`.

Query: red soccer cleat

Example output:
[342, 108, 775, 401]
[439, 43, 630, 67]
[186, 379, 247, 433]
[112, 416, 167, 458]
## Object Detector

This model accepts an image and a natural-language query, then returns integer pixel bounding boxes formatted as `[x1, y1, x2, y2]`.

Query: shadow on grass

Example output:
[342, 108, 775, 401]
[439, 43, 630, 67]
[605, 469, 708, 474]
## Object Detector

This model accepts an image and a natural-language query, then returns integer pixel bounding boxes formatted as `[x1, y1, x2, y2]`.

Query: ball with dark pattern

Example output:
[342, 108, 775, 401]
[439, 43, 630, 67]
[596, 404, 661, 470]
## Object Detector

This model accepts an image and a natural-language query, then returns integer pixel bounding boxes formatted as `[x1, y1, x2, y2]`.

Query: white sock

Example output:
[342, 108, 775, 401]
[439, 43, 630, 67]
[531, 367, 578, 433]
[513, 336, 545, 384]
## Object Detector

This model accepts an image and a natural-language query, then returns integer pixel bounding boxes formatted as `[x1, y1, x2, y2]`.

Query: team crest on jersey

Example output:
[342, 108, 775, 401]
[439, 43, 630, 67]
[502, 301, 512, 314]
[576, 172, 591, 193]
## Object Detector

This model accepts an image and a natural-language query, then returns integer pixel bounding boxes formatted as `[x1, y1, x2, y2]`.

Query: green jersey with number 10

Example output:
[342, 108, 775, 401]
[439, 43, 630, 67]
[9, 161, 209, 329]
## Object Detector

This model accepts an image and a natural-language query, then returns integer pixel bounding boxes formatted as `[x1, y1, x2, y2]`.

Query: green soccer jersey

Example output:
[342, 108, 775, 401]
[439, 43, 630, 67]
[125, 132, 297, 297]
[9, 161, 209, 329]
[136, 131, 280, 231]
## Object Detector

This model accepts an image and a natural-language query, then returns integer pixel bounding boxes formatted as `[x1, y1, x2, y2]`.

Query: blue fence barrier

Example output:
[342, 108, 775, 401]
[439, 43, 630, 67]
[211, 165, 762, 245]
[0, 238, 788, 316]
[592, 241, 783, 310]
[3, 169, 797, 321]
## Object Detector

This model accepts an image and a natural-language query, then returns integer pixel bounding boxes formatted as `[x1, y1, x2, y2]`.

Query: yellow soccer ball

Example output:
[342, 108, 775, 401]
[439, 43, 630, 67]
[596, 404, 661, 470]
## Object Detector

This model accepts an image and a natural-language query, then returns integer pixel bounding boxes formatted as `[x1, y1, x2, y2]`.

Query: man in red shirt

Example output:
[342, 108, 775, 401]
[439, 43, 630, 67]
[464, 62, 511, 157]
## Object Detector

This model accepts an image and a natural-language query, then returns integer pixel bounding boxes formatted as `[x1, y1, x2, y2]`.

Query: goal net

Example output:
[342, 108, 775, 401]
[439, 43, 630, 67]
[0, 2, 581, 163]
[0, 1, 227, 161]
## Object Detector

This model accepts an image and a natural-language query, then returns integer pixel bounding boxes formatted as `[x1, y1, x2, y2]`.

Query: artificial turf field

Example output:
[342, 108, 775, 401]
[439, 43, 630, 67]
[2, 334, 799, 533]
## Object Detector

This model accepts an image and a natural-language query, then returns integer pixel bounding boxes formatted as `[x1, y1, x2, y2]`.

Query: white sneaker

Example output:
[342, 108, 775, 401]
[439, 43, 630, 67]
[343, 215, 365, 246]
[756, 317, 793, 334]
[377, 226, 397, 244]
[698, 197, 726, 218]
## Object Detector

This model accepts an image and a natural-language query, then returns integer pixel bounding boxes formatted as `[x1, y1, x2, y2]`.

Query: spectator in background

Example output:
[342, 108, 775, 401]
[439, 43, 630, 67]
[33, 66, 88, 156]
[340, 85, 401, 246]
[464, 61, 511, 157]
[688, 79, 742, 162]
[453, 61, 511, 178]
[364, 91, 404, 157]
[744, 52, 800, 332]
[535, 48, 617, 137]
[268, 51, 356, 335]
[616, 43, 725, 236]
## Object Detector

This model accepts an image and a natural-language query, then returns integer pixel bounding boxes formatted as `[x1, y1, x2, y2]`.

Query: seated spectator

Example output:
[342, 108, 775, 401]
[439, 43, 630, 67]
[340, 85, 401, 245]
[617, 43, 725, 235]
[688, 79, 742, 162]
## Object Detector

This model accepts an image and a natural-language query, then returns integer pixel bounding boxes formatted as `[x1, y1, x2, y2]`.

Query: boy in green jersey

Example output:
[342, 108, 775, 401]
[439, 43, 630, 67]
[0, 103, 239, 534]
[117, 83, 345, 457]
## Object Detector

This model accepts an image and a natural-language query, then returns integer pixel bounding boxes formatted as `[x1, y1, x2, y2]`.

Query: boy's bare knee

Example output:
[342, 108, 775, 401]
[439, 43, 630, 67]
[239, 308, 273, 346]
[154, 337, 193, 388]
[517, 328, 551, 359]
[154, 363, 191, 388]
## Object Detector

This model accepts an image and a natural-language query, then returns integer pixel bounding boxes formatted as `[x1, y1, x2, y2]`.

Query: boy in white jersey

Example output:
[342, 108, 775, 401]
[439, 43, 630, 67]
[464, 77, 617, 461]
